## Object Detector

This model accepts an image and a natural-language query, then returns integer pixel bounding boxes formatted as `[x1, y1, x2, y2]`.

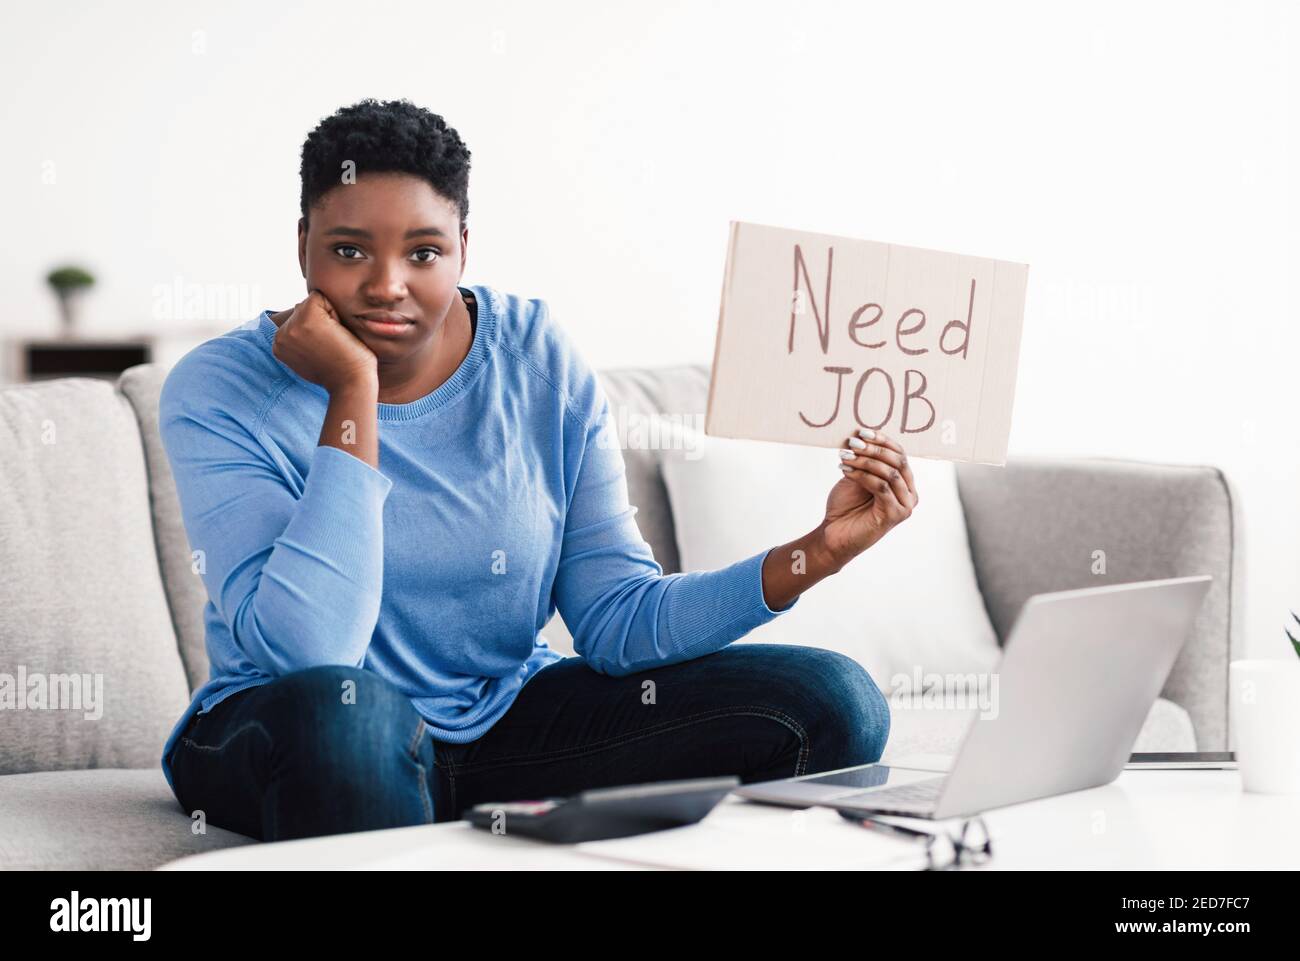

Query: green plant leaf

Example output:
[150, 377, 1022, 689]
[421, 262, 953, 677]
[46, 265, 95, 291]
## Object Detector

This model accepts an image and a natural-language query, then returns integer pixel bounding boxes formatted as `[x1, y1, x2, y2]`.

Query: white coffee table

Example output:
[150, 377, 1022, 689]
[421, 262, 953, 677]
[158, 757, 1300, 870]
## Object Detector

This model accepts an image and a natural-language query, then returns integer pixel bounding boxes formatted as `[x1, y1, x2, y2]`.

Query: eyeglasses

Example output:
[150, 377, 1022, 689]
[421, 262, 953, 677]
[841, 811, 993, 870]
[920, 816, 993, 870]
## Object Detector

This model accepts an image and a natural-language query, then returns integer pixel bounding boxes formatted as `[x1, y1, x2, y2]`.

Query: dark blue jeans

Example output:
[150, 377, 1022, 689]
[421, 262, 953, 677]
[166, 644, 891, 842]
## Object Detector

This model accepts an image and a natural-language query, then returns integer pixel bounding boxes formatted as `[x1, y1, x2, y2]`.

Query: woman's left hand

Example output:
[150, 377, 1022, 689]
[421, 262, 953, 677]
[819, 427, 920, 569]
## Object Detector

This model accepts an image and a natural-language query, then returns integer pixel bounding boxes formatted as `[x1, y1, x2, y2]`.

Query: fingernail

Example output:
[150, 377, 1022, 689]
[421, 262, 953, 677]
[847, 437, 866, 450]
[840, 465, 853, 473]
[838, 449, 854, 460]
[858, 428, 876, 439]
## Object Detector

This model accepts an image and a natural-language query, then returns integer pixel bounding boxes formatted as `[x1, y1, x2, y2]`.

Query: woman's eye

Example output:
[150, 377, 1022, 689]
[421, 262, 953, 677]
[331, 244, 438, 263]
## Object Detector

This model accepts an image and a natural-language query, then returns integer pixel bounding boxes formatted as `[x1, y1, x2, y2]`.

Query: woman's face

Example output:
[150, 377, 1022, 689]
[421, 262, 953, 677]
[297, 172, 468, 361]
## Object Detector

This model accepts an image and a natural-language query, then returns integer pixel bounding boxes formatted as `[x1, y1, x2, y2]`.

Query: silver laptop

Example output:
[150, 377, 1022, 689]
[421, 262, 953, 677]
[736, 575, 1213, 820]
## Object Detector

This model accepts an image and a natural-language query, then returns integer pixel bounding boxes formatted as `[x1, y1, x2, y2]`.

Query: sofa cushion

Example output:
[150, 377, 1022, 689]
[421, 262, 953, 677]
[0, 378, 191, 774]
[119, 364, 211, 695]
[954, 457, 1242, 751]
[0, 768, 256, 870]
[661, 426, 1002, 691]
[595, 365, 712, 574]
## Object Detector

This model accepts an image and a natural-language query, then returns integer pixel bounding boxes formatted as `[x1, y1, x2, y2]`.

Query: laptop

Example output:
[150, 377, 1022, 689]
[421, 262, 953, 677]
[736, 575, 1213, 820]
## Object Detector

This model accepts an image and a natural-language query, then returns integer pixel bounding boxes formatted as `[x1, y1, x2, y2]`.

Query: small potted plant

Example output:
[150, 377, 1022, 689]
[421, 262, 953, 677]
[1230, 611, 1300, 794]
[46, 265, 96, 333]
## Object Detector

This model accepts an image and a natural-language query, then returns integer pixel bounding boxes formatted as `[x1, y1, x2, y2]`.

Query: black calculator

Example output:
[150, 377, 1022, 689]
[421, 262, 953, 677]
[466, 776, 739, 843]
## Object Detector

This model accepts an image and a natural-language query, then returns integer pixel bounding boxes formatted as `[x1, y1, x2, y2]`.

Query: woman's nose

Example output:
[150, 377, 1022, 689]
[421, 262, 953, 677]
[364, 262, 408, 302]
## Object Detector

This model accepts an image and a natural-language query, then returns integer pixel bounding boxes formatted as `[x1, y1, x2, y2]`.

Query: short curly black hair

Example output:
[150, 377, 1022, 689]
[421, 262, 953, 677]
[299, 98, 472, 229]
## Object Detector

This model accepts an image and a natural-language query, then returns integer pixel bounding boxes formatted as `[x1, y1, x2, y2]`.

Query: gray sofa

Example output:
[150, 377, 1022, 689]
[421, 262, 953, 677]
[0, 363, 1244, 870]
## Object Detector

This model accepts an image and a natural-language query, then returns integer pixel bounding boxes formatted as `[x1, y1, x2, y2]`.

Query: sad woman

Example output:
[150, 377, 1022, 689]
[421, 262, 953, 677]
[158, 97, 917, 841]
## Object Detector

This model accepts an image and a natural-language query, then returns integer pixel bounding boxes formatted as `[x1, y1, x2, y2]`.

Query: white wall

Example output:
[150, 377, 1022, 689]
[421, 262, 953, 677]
[3, 0, 1296, 658]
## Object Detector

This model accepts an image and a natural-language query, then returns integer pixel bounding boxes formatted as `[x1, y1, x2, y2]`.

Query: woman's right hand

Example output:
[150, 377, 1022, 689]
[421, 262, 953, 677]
[271, 289, 378, 394]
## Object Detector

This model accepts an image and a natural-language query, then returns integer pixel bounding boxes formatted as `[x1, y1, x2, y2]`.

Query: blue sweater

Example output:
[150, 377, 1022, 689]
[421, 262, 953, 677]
[158, 284, 798, 792]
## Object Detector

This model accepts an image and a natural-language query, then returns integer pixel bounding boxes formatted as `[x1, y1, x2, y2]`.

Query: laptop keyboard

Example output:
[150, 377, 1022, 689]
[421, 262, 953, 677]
[843, 776, 945, 808]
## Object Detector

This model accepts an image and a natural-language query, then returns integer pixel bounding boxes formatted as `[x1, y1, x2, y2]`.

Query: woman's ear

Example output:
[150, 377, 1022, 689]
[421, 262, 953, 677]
[459, 224, 469, 278]
[297, 217, 308, 279]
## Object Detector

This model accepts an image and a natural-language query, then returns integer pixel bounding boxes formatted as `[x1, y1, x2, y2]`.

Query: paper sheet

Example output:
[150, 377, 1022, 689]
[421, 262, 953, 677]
[574, 803, 930, 870]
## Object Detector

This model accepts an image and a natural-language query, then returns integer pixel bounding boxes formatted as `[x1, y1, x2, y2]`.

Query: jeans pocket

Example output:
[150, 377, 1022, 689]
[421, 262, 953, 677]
[172, 708, 219, 809]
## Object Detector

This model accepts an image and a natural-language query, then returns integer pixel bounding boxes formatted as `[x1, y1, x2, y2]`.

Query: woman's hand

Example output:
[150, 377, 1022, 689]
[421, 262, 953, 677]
[271, 289, 378, 394]
[818, 427, 920, 569]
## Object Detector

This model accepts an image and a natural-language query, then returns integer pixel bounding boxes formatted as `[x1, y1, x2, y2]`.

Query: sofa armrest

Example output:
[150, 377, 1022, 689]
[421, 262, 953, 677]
[954, 456, 1245, 751]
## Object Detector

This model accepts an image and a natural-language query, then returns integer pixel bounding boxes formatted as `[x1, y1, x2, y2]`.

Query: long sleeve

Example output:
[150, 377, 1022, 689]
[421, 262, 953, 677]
[159, 383, 393, 677]
[552, 392, 799, 678]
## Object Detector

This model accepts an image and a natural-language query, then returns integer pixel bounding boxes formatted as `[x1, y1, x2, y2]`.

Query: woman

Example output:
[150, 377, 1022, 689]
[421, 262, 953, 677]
[159, 98, 919, 841]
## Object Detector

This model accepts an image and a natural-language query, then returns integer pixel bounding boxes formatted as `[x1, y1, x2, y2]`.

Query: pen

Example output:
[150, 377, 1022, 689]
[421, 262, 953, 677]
[837, 810, 937, 842]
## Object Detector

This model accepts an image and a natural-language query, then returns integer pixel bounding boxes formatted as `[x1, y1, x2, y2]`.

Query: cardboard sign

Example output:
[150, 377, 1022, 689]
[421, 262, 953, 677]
[705, 221, 1028, 465]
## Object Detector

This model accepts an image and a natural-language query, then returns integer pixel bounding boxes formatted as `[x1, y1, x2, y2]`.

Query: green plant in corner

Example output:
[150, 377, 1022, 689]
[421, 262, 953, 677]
[1287, 611, 1300, 660]
[46, 264, 96, 331]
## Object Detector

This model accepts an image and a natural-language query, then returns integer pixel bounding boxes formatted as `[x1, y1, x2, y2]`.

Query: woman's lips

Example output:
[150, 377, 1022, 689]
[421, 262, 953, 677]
[357, 314, 415, 336]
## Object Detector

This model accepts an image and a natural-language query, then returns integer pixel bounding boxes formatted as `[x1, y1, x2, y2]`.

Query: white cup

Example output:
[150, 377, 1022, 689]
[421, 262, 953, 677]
[1229, 658, 1300, 794]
